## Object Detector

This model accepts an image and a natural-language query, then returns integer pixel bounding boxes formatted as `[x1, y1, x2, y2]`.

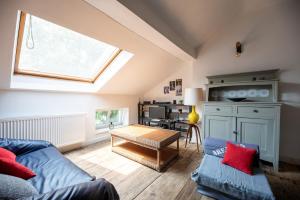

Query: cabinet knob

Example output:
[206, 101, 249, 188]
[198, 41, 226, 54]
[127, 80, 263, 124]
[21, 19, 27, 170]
[253, 109, 259, 113]
[216, 108, 220, 111]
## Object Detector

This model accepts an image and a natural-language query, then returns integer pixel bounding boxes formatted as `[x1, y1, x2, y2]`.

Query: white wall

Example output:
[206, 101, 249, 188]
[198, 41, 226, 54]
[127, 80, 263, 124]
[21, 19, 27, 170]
[143, 66, 193, 102]
[144, 0, 300, 164]
[0, 90, 138, 143]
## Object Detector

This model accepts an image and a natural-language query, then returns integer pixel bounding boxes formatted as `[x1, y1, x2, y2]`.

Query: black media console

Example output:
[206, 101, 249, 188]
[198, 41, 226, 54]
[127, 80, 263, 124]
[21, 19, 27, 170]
[138, 102, 192, 132]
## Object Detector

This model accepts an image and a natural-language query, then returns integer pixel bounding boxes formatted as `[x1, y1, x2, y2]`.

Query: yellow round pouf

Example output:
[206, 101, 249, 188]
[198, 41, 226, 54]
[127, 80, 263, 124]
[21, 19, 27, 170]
[188, 106, 199, 124]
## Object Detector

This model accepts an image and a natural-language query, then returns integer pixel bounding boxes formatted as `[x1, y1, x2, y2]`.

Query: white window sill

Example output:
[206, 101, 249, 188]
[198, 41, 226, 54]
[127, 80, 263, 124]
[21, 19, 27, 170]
[96, 128, 110, 134]
[95, 124, 125, 134]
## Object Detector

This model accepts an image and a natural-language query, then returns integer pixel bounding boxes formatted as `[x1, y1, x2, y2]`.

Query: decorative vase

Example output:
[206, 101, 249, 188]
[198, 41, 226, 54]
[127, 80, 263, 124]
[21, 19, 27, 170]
[188, 106, 199, 124]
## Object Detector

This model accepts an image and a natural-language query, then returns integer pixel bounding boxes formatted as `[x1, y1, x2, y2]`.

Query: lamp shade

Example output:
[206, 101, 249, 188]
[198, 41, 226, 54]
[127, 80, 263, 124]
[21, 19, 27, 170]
[184, 88, 203, 106]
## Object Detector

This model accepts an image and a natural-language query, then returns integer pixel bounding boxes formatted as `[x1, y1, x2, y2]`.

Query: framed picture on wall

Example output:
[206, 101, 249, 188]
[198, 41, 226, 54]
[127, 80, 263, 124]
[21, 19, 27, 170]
[169, 81, 175, 91]
[176, 79, 182, 96]
[164, 86, 169, 94]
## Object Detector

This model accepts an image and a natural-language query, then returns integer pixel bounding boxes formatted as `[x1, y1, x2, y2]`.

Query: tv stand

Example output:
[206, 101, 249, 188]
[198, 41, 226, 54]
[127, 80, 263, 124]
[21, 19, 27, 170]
[138, 102, 192, 132]
[144, 118, 176, 130]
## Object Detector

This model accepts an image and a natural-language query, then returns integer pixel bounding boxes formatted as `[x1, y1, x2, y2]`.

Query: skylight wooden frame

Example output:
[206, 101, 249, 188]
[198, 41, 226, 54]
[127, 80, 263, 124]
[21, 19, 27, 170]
[14, 11, 122, 83]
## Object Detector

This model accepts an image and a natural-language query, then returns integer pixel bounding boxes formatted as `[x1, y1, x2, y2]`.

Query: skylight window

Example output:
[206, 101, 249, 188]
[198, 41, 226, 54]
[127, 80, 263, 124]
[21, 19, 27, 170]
[14, 11, 123, 83]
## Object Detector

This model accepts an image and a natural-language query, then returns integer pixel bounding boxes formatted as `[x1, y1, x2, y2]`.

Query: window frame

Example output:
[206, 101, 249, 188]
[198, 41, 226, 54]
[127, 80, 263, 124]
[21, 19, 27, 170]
[14, 11, 122, 83]
[95, 109, 125, 132]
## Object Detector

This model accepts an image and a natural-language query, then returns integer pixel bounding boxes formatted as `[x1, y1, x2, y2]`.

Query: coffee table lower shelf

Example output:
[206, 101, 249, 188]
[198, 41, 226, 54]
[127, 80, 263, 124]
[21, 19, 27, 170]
[112, 142, 178, 171]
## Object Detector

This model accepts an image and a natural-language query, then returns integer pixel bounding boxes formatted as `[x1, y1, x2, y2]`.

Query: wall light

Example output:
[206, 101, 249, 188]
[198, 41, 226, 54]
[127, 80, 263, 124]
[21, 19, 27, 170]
[236, 41, 242, 57]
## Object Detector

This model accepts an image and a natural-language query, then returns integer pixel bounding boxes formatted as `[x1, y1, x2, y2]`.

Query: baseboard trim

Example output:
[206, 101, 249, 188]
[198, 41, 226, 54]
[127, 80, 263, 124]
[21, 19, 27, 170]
[83, 133, 111, 147]
[58, 142, 83, 153]
[280, 155, 300, 165]
[57, 134, 111, 153]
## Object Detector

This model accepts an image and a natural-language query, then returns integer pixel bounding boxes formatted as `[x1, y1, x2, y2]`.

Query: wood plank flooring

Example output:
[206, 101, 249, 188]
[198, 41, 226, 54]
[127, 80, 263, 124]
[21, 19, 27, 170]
[64, 138, 300, 200]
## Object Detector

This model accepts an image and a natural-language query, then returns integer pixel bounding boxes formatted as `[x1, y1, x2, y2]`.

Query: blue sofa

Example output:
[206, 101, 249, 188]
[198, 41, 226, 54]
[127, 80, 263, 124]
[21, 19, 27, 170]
[0, 138, 119, 200]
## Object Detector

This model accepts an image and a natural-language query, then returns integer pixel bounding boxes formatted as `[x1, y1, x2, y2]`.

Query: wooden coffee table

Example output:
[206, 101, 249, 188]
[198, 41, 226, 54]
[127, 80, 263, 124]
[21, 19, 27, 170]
[110, 124, 180, 171]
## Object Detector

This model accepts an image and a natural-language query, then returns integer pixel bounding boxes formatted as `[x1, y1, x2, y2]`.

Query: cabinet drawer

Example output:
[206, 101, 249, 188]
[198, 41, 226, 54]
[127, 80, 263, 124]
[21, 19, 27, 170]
[237, 106, 275, 117]
[204, 105, 233, 114]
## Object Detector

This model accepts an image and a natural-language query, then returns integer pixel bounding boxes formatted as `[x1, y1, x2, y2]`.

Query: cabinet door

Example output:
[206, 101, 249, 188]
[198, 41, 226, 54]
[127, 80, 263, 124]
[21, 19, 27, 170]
[204, 115, 236, 141]
[237, 118, 274, 162]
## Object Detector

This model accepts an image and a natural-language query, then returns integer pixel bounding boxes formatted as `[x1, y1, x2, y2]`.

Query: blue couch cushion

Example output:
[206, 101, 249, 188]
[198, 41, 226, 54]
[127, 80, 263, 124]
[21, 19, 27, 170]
[192, 155, 275, 200]
[0, 138, 53, 156]
[16, 147, 93, 194]
[0, 174, 38, 199]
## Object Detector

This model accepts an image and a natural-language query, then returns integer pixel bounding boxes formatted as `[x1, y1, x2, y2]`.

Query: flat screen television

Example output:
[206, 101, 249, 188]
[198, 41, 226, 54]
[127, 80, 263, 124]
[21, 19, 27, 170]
[149, 107, 166, 119]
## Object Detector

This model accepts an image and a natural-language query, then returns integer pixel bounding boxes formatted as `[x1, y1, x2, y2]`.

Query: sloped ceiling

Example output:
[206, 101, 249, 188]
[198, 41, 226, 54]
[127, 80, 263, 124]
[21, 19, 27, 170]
[0, 0, 188, 95]
[0, 0, 287, 95]
[117, 0, 285, 52]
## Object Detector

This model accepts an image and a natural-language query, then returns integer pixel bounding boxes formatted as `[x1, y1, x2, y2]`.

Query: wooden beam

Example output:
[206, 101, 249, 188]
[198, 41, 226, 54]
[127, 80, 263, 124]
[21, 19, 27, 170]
[14, 11, 26, 73]
[92, 49, 122, 83]
[14, 70, 93, 83]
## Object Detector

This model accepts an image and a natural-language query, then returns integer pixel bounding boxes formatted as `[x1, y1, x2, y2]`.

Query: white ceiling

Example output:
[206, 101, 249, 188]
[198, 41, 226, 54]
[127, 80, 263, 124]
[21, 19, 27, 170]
[117, 0, 285, 52]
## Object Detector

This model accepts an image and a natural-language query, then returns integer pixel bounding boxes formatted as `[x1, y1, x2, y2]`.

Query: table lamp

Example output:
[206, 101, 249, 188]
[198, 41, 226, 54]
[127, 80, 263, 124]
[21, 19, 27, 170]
[184, 88, 203, 124]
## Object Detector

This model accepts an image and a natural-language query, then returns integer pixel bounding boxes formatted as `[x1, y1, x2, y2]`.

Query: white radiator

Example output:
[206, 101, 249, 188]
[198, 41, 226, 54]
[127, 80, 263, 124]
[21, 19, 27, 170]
[0, 114, 86, 147]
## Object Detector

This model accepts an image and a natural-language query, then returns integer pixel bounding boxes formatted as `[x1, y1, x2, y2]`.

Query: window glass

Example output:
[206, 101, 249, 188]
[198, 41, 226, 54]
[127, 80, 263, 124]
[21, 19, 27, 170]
[95, 109, 125, 130]
[109, 110, 120, 123]
[95, 111, 109, 129]
[16, 12, 120, 82]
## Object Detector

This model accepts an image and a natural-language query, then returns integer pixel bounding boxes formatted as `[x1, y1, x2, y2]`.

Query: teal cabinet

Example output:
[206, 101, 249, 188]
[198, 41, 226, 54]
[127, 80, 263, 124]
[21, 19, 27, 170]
[237, 118, 274, 163]
[204, 115, 235, 141]
[203, 70, 281, 171]
[203, 103, 281, 172]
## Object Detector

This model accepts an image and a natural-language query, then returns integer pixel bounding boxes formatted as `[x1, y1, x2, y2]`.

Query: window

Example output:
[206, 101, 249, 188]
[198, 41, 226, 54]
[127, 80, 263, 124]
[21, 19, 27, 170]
[95, 109, 127, 130]
[14, 11, 123, 83]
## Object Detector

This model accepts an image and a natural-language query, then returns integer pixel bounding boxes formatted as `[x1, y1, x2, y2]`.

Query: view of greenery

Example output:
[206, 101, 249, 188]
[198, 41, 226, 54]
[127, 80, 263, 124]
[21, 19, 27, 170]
[95, 110, 120, 129]
[95, 111, 108, 125]
[20, 13, 119, 79]
[109, 110, 119, 122]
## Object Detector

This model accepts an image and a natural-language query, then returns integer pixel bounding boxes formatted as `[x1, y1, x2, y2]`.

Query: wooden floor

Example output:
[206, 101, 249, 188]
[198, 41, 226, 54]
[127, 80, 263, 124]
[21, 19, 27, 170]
[64, 138, 300, 200]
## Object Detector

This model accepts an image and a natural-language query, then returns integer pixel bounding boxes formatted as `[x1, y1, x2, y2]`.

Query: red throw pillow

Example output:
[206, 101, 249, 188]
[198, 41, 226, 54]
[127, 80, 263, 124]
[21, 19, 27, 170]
[222, 142, 256, 175]
[0, 147, 36, 179]
[0, 158, 36, 179]
[0, 147, 16, 160]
